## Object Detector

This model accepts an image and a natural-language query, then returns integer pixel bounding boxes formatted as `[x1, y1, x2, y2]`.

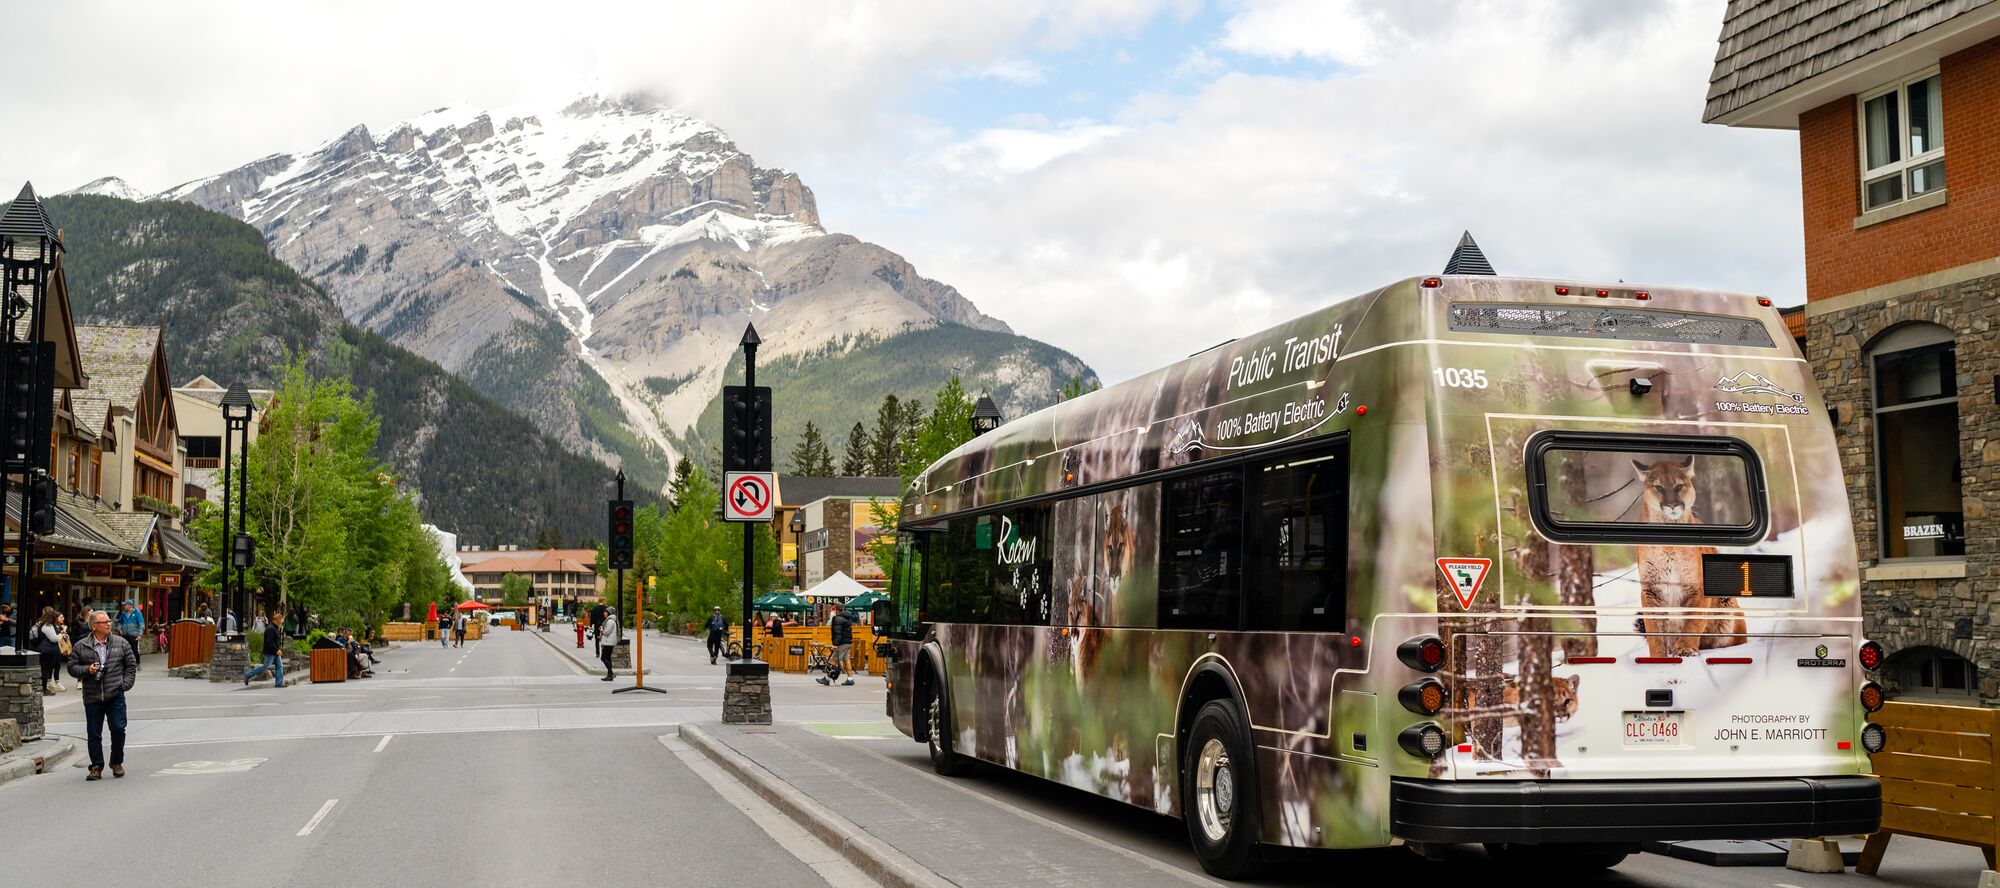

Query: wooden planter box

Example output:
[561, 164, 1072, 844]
[309, 648, 348, 683]
[167, 621, 214, 669]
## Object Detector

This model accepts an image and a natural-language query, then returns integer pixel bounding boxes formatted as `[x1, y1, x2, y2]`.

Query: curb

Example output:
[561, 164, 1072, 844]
[526, 623, 650, 677]
[680, 723, 955, 888]
[0, 738, 77, 788]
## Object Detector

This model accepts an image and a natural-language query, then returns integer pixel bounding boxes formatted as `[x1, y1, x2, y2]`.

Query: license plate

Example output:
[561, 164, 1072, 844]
[1622, 711, 1687, 747]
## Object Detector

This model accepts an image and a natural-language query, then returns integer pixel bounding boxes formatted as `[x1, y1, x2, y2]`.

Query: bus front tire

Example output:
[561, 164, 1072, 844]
[1183, 699, 1265, 879]
[1484, 843, 1630, 872]
[926, 675, 974, 777]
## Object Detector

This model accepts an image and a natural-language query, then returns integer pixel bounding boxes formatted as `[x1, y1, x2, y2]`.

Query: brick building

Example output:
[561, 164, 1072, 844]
[1706, 1, 2000, 702]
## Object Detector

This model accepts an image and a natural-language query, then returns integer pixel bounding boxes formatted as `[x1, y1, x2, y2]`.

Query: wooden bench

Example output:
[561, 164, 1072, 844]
[1858, 700, 2000, 874]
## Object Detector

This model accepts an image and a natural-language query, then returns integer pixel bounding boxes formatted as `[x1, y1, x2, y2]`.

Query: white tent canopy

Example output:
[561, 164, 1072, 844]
[801, 571, 871, 599]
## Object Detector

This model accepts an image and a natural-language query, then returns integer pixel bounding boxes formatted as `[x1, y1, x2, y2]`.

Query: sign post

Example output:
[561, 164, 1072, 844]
[614, 575, 665, 695]
[721, 324, 774, 725]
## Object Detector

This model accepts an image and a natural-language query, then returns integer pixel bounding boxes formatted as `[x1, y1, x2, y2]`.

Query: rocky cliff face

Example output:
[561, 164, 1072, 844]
[156, 93, 1044, 487]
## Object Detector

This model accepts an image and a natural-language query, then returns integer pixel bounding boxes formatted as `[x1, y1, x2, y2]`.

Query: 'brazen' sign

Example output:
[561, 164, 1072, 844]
[723, 471, 775, 523]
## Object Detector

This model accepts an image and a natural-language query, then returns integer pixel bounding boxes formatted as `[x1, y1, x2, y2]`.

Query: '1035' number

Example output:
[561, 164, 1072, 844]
[1433, 367, 1489, 389]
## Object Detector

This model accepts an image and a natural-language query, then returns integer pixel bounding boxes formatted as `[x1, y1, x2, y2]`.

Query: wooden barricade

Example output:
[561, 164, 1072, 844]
[381, 622, 423, 642]
[167, 620, 214, 669]
[309, 648, 348, 683]
[1859, 700, 2000, 874]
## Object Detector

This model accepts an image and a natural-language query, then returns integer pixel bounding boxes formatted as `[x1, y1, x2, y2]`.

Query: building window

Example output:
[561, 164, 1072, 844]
[1892, 646, 1977, 698]
[185, 435, 221, 469]
[1859, 71, 1944, 212]
[1871, 323, 1963, 559]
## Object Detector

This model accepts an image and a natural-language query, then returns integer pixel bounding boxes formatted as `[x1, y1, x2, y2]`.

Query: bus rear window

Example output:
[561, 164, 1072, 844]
[1450, 303, 1775, 348]
[1527, 432, 1767, 545]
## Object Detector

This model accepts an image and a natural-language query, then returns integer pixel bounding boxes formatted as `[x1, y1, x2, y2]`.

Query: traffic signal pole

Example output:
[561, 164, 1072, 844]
[741, 330, 758, 664]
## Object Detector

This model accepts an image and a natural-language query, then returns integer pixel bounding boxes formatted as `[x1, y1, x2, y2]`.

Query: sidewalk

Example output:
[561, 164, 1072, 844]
[0, 735, 77, 788]
[682, 722, 1221, 888]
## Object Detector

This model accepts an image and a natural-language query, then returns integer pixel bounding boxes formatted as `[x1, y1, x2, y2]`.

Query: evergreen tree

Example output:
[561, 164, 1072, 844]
[868, 394, 904, 476]
[533, 525, 561, 549]
[666, 457, 698, 510]
[897, 396, 925, 468]
[841, 422, 870, 476]
[789, 420, 834, 476]
[1059, 374, 1100, 401]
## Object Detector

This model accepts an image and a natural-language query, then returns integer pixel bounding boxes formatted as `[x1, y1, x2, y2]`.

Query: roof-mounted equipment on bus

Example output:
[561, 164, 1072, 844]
[1398, 636, 1445, 672]
[1399, 678, 1446, 715]
[1421, 277, 1443, 288]
[1859, 640, 1884, 671]
[1399, 723, 1449, 759]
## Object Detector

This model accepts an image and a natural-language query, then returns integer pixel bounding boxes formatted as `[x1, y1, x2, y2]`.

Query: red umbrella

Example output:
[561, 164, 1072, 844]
[427, 602, 438, 623]
[454, 600, 492, 611]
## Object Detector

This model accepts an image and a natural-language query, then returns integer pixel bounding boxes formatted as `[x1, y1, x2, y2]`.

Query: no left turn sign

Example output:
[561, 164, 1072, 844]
[724, 471, 776, 522]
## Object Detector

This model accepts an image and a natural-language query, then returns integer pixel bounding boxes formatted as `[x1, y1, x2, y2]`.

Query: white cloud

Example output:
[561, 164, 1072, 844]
[844, 0, 1803, 383]
[980, 58, 1050, 85]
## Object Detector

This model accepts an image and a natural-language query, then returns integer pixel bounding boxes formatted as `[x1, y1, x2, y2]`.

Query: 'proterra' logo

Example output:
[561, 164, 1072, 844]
[1799, 643, 1846, 668]
[1816, 644, 1829, 659]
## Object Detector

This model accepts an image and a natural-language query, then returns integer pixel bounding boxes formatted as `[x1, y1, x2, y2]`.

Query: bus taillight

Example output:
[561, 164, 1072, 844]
[1398, 724, 1448, 759]
[1861, 723, 1886, 754]
[1859, 640, 1884, 671]
[1860, 682, 1884, 712]
[1399, 679, 1446, 715]
[1397, 636, 1445, 672]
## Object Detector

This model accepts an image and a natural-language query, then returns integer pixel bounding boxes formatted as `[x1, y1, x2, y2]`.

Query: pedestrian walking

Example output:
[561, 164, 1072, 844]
[598, 607, 621, 682]
[818, 606, 856, 686]
[69, 610, 138, 780]
[438, 614, 450, 648]
[243, 610, 287, 687]
[196, 603, 213, 625]
[33, 607, 69, 694]
[116, 600, 145, 671]
[704, 607, 728, 665]
[222, 608, 238, 636]
[453, 611, 467, 647]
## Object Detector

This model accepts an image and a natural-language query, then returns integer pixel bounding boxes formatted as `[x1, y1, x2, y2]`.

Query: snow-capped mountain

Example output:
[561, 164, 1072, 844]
[149, 93, 1072, 482]
[63, 176, 147, 201]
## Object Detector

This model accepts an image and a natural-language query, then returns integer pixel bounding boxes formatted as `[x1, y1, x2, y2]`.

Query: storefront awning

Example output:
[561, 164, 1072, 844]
[159, 526, 209, 569]
[4, 488, 144, 558]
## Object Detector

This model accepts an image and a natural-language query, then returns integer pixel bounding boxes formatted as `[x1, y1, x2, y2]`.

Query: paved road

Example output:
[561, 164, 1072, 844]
[6, 628, 883, 888]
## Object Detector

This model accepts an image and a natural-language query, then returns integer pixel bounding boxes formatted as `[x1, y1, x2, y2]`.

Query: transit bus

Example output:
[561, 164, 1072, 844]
[875, 274, 1882, 876]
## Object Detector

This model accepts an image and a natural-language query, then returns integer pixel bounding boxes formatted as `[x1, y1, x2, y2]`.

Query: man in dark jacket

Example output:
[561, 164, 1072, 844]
[704, 607, 728, 665]
[69, 610, 139, 780]
[243, 610, 287, 687]
[818, 607, 856, 686]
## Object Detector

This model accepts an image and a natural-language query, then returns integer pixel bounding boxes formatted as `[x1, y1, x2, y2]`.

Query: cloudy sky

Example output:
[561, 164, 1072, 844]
[8, 0, 1799, 383]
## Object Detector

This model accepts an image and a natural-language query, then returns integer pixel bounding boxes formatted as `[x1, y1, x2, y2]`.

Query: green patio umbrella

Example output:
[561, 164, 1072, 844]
[846, 590, 888, 610]
[754, 592, 812, 613]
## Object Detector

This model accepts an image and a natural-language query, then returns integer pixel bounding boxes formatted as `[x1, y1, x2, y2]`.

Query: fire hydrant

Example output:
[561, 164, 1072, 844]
[575, 621, 586, 649]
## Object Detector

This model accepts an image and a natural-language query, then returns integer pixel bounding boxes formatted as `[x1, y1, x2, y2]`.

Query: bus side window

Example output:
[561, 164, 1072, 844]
[890, 532, 924, 634]
[1159, 469, 1243, 630]
[925, 518, 988, 623]
[1246, 443, 1349, 632]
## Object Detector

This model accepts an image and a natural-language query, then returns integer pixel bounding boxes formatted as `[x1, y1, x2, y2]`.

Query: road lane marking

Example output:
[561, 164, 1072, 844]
[297, 799, 338, 836]
[374, 734, 394, 752]
[158, 757, 267, 775]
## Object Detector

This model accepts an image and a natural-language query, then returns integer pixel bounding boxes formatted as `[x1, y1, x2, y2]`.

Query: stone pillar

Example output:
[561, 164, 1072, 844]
[0, 662, 44, 741]
[723, 659, 771, 725]
[210, 640, 249, 684]
[612, 640, 633, 672]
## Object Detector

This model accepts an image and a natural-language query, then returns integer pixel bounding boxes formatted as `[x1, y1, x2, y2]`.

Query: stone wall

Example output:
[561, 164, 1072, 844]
[209, 640, 249, 684]
[0, 664, 44, 741]
[1807, 268, 2000, 699]
[723, 661, 771, 724]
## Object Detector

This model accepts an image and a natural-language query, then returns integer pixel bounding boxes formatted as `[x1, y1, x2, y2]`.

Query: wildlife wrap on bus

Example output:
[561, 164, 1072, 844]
[884, 275, 1863, 851]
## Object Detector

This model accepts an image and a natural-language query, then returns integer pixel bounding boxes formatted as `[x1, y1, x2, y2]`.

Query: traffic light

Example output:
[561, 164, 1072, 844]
[27, 475, 55, 535]
[721, 384, 772, 472]
[607, 499, 635, 570]
[2, 342, 53, 473]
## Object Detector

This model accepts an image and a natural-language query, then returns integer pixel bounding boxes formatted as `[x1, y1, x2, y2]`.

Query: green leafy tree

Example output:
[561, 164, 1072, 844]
[841, 422, 870, 476]
[499, 572, 532, 607]
[868, 375, 977, 582]
[788, 420, 834, 476]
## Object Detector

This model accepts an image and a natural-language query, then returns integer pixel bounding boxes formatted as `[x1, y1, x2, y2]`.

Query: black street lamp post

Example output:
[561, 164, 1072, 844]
[221, 383, 253, 636]
[0, 184, 59, 656]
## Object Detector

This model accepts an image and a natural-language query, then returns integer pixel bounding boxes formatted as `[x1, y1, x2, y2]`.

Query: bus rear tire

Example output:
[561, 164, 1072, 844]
[1183, 699, 1266, 879]
[1484, 842, 1630, 872]
[926, 673, 974, 777]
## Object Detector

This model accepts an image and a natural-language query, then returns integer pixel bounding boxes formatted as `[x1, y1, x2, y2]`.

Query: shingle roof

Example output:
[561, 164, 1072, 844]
[4, 488, 146, 558]
[461, 553, 595, 576]
[73, 325, 160, 432]
[1706, 0, 1999, 122]
[776, 476, 903, 506]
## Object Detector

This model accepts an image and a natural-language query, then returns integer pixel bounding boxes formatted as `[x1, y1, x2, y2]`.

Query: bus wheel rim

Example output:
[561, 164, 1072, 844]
[928, 690, 943, 755]
[1195, 737, 1233, 843]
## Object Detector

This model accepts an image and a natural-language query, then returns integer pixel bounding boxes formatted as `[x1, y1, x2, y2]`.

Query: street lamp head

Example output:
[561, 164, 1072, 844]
[221, 381, 253, 422]
[0, 182, 62, 265]
[739, 322, 762, 349]
[972, 395, 1003, 436]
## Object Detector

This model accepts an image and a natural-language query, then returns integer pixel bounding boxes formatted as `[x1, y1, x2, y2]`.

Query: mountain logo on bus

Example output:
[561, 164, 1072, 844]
[1436, 558, 1492, 610]
[1715, 371, 1805, 404]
